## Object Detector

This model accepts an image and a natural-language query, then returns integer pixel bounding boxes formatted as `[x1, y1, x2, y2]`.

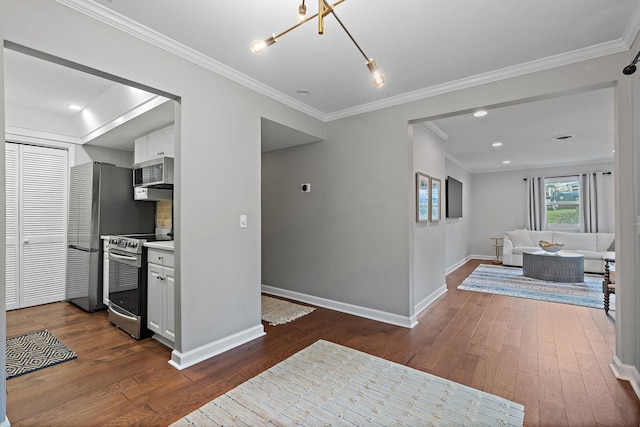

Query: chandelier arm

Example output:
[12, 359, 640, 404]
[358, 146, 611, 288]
[273, 11, 319, 40]
[273, 0, 346, 40]
[322, 0, 370, 62]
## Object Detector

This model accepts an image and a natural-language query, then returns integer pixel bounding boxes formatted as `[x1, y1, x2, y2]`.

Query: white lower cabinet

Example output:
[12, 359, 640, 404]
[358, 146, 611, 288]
[147, 248, 175, 347]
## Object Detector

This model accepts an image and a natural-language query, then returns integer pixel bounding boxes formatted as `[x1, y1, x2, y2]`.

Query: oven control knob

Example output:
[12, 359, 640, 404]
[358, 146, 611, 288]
[128, 241, 137, 248]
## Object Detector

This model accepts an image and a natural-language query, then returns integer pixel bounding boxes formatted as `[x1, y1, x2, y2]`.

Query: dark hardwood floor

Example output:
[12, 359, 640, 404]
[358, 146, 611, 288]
[6, 259, 639, 426]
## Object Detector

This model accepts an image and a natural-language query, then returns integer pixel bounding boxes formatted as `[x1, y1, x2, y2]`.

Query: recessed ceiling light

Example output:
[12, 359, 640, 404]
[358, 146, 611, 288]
[552, 134, 575, 141]
[492, 142, 503, 147]
[68, 104, 82, 111]
[502, 160, 511, 164]
[473, 110, 488, 117]
[296, 89, 310, 96]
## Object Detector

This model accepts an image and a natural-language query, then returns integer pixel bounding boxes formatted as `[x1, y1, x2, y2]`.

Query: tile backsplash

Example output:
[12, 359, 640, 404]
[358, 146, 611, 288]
[156, 200, 173, 230]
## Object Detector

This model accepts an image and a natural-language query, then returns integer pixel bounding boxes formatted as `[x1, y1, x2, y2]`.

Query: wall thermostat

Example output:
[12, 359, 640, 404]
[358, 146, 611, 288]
[301, 183, 311, 192]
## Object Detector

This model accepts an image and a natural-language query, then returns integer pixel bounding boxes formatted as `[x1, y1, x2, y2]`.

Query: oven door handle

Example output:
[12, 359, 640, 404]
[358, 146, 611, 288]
[109, 253, 138, 262]
[109, 306, 138, 322]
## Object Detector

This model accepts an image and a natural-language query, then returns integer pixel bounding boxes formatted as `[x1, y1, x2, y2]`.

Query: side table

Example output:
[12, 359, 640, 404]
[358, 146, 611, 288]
[490, 237, 503, 263]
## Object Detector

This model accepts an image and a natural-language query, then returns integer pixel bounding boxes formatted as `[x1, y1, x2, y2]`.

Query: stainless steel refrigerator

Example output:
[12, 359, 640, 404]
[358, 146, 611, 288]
[66, 162, 156, 312]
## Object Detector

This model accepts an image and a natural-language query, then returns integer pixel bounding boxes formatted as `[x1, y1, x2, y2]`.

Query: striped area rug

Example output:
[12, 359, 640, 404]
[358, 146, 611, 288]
[171, 340, 524, 426]
[6, 330, 77, 379]
[458, 264, 613, 310]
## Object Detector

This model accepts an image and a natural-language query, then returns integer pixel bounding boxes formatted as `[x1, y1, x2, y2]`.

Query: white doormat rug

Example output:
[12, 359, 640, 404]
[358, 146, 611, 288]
[261, 295, 315, 326]
[458, 264, 613, 310]
[171, 340, 525, 426]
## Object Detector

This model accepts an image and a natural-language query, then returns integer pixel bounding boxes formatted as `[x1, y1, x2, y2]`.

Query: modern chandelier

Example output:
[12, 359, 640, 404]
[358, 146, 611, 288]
[250, 0, 385, 88]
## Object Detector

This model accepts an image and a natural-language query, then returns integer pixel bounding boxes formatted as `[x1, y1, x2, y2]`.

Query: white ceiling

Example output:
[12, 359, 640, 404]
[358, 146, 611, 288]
[4, 0, 639, 169]
[431, 87, 615, 173]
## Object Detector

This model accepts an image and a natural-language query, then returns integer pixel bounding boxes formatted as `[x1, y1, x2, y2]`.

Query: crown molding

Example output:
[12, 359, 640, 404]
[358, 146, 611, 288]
[423, 122, 448, 141]
[622, 2, 640, 48]
[444, 153, 471, 174]
[326, 39, 629, 121]
[470, 157, 615, 175]
[57, 0, 636, 124]
[55, 0, 327, 121]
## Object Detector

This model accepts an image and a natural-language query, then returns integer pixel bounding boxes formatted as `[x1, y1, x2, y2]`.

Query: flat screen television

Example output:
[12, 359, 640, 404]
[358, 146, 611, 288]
[446, 176, 463, 218]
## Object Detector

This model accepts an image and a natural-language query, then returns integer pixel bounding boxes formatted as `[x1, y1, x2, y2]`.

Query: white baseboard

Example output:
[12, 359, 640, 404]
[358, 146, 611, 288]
[446, 256, 472, 275]
[261, 285, 417, 328]
[446, 255, 499, 275]
[169, 324, 265, 370]
[414, 284, 447, 316]
[472, 254, 498, 261]
[610, 355, 640, 400]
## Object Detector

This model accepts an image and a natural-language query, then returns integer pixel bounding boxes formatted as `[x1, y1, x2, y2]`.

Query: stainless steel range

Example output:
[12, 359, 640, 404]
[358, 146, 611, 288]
[107, 234, 167, 339]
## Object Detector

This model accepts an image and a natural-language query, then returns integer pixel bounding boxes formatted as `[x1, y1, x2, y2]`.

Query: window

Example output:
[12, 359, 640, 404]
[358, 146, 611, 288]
[545, 176, 581, 230]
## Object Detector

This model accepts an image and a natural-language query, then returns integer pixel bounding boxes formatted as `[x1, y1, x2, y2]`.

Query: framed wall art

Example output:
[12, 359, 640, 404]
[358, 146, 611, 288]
[430, 177, 441, 222]
[416, 172, 430, 222]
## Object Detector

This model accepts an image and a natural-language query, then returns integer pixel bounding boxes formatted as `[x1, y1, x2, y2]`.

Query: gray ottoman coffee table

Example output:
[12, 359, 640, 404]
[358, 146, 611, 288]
[522, 250, 584, 283]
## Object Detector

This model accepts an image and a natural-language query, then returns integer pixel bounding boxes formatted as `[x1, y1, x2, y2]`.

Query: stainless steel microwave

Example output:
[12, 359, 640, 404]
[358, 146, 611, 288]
[133, 157, 174, 188]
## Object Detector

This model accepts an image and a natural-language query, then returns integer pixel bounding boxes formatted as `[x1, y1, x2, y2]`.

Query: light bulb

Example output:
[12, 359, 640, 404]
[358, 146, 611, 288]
[250, 35, 276, 54]
[372, 70, 385, 88]
[366, 59, 385, 88]
[251, 40, 267, 54]
[297, 3, 307, 21]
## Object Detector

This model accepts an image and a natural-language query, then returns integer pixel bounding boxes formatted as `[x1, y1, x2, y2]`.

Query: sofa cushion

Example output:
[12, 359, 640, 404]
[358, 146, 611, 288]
[568, 250, 606, 260]
[511, 246, 541, 255]
[527, 231, 553, 245]
[506, 229, 534, 247]
[595, 233, 615, 252]
[553, 232, 597, 252]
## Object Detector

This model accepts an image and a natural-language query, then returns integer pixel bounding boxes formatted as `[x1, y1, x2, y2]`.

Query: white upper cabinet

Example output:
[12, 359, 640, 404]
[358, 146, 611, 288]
[134, 124, 175, 164]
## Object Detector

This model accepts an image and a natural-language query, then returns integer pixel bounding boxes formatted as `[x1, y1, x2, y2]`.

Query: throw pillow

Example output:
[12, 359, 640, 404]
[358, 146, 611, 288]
[506, 229, 534, 247]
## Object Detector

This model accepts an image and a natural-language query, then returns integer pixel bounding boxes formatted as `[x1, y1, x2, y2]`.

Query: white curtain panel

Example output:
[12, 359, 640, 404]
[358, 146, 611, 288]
[580, 173, 599, 233]
[526, 177, 547, 231]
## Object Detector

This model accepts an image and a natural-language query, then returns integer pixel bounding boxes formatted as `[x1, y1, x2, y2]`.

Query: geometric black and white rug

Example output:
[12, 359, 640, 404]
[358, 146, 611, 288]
[6, 330, 77, 379]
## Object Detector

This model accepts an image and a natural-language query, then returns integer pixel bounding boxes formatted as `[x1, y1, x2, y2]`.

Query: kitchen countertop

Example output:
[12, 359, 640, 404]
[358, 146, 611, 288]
[144, 240, 174, 251]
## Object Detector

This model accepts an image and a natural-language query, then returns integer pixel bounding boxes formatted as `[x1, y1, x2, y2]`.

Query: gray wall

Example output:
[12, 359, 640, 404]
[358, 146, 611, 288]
[262, 109, 412, 318]
[412, 124, 446, 310]
[617, 36, 640, 389]
[444, 158, 472, 271]
[468, 162, 614, 258]
[76, 145, 134, 168]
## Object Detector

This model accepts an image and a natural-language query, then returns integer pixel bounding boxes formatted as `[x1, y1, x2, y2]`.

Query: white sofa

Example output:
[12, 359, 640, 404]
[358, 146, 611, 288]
[502, 229, 615, 273]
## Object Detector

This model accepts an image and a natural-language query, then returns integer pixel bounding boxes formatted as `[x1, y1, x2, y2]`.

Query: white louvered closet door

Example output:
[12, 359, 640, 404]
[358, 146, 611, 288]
[6, 143, 68, 309]
[6, 143, 19, 310]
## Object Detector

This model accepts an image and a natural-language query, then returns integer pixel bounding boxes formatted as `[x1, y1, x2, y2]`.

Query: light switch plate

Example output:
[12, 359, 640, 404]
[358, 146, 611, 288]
[240, 215, 247, 228]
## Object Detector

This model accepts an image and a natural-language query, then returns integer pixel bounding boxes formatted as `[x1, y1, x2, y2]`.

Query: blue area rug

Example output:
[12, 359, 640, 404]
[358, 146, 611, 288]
[6, 330, 77, 379]
[458, 264, 614, 310]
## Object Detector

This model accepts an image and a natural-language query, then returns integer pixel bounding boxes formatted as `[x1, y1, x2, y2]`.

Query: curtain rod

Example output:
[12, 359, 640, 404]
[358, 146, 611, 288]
[522, 172, 611, 181]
